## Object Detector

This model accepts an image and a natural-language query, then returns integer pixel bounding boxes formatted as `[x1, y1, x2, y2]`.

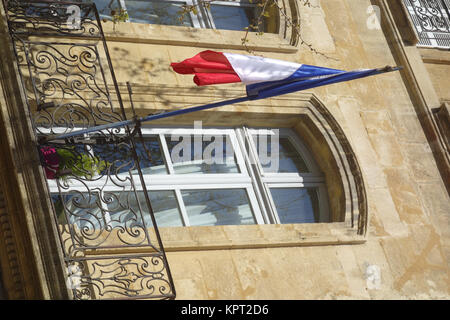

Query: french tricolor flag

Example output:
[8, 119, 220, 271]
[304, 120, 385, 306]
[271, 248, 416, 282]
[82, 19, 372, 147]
[170, 50, 342, 86]
[171, 50, 400, 99]
[41, 51, 401, 143]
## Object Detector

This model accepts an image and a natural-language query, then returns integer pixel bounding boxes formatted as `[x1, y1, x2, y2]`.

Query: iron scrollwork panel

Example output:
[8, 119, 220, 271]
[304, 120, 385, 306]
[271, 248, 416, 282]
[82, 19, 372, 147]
[3, 0, 176, 299]
[17, 40, 126, 139]
[4, 0, 101, 38]
[67, 254, 174, 300]
[45, 136, 176, 299]
[410, 0, 450, 32]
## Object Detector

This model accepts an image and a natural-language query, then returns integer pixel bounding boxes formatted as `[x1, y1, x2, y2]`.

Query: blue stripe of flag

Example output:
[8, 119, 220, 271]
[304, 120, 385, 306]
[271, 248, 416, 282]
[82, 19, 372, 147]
[247, 67, 398, 99]
[246, 64, 344, 96]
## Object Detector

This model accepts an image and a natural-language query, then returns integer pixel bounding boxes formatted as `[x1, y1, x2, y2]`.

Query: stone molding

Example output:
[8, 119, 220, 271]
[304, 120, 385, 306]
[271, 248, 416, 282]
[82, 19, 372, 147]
[433, 102, 450, 151]
[419, 47, 450, 65]
[0, 191, 25, 299]
[383, 0, 419, 45]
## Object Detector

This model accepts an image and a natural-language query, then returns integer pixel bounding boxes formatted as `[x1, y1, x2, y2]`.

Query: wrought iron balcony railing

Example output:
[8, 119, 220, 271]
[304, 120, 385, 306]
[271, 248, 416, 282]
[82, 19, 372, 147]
[1, 0, 176, 300]
[404, 0, 450, 48]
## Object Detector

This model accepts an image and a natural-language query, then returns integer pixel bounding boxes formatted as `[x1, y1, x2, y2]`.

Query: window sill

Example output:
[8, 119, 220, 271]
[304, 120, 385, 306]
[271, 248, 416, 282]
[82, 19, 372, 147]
[79, 223, 366, 256]
[419, 47, 450, 64]
[100, 21, 298, 53]
[158, 223, 366, 252]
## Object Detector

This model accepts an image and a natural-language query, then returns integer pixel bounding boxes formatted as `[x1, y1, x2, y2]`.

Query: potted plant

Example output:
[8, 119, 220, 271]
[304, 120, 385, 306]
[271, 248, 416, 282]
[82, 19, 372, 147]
[40, 146, 108, 180]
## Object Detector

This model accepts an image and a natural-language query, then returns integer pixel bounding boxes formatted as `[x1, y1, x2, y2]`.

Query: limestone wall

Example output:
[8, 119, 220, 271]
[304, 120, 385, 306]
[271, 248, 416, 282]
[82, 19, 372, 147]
[420, 47, 450, 103]
[0, 0, 448, 300]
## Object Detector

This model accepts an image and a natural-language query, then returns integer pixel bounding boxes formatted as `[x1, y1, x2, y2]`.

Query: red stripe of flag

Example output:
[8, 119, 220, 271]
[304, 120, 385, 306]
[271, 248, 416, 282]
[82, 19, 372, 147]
[170, 50, 241, 86]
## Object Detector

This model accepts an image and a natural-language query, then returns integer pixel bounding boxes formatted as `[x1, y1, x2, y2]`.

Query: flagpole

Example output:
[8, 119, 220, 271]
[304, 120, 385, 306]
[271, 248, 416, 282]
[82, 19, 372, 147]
[41, 95, 251, 142]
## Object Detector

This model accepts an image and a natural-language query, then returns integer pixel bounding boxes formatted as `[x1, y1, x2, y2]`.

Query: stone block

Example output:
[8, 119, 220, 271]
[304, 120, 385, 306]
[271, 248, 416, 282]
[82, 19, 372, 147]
[383, 168, 425, 225]
[402, 142, 443, 182]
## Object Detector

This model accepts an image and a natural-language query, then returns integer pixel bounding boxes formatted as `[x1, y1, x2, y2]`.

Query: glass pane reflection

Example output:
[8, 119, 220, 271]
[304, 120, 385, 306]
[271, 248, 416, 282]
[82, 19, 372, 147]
[52, 192, 104, 229]
[124, 0, 193, 27]
[166, 135, 240, 174]
[210, 5, 256, 31]
[92, 135, 168, 175]
[210, 4, 275, 33]
[270, 188, 320, 223]
[255, 135, 309, 173]
[181, 189, 255, 226]
[105, 190, 183, 228]
[93, 0, 116, 20]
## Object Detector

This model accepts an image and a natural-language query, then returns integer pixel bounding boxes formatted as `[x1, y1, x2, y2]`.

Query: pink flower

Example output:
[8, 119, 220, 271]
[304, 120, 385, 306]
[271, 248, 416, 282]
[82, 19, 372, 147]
[40, 146, 60, 179]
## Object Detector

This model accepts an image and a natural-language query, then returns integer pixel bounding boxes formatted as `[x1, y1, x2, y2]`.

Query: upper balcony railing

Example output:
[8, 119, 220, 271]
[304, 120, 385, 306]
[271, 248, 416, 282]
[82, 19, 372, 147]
[403, 0, 450, 48]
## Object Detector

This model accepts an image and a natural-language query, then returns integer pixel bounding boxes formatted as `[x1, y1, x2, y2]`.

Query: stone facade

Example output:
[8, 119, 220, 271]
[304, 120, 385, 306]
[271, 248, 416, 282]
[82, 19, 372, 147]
[0, 0, 448, 300]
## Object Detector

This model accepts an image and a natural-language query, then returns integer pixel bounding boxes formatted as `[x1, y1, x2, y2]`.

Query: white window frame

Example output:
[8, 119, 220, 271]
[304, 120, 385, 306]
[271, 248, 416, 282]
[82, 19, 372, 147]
[239, 127, 328, 224]
[46, 125, 329, 227]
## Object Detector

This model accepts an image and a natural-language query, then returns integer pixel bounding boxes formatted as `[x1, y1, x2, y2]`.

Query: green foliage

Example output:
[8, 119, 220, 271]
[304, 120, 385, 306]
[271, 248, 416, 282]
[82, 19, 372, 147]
[56, 147, 108, 180]
[111, 8, 129, 24]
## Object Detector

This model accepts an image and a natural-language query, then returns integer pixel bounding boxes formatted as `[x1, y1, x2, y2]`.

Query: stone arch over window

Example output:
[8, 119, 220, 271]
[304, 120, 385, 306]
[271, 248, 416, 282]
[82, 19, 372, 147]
[293, 95, 368, 234]
[128, 85, 368, 236]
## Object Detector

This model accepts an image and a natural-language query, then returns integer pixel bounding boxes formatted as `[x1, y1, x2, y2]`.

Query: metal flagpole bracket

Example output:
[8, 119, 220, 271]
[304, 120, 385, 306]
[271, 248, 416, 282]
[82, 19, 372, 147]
[380, 65, 403, 72]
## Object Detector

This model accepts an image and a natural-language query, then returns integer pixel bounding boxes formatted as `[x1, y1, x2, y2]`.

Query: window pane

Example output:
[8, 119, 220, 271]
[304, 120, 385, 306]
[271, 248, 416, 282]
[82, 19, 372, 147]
[270, 187, 320, 223]
[92, 135, 168, 175]
[54, 189, 183, 229]
[165, 134, 240, 174]
[277, 137, 309, 173]
[255, 135, 309, 173]
[134, 136, 168, 174]
[148, 190, 184, 227]
[210, 3, 277, 33]
[105, 190, 183, 228]
[181, 189, 256, 226]
[210, 4, 256, 31]
[124, 0, 193, 27]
